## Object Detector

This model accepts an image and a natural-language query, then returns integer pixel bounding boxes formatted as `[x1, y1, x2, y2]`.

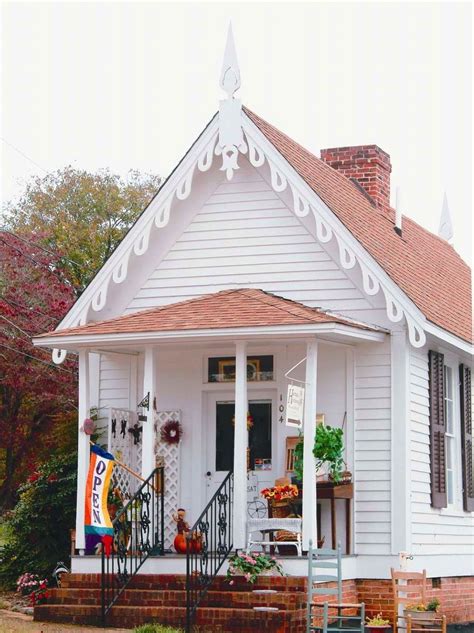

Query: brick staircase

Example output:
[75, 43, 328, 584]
[34, 573, 307, 632]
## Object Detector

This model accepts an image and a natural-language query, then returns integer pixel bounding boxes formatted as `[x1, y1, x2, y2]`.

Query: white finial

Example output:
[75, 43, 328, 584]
[438, 192, 454, 243]
[216, 22, 247, 180]
[395, 186, 402, 235]
[219, 23, 241, 99]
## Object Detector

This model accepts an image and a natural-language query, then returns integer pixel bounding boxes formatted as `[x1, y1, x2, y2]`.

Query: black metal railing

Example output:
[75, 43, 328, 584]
[101, 466, 165, 626]
[185, 471, 233, 632]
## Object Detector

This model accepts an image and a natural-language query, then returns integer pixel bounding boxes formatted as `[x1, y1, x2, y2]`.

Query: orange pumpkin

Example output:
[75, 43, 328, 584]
[173, 533, 187, 554]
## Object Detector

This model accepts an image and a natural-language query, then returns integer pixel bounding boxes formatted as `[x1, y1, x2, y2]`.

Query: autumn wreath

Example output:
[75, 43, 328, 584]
[160, 419, 183, 445]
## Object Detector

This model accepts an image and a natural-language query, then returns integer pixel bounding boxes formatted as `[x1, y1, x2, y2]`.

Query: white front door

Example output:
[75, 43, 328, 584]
[205, 391, 276, 512]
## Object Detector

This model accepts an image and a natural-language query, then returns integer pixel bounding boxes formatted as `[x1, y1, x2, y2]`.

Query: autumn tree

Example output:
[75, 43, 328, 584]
[0, 232, 78, 508]
[4, 167, 162, 293]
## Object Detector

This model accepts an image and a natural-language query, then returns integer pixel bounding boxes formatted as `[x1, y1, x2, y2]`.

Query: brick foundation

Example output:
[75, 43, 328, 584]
[35, 573, 474, 629]
[355, 576, 474, 624]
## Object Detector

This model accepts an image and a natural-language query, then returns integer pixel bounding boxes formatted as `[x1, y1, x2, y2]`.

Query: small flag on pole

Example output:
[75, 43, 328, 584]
[84, 444, 115, 555]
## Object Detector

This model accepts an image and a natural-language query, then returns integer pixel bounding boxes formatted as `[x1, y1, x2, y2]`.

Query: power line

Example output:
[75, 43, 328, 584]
[0, 136, 48, 173]
[0, 295, 60, 323]
[0, 342, 77, 375]
[0, 230, 82, 269]
[0, 314, 33, 339]
[0, 235, 66, 279]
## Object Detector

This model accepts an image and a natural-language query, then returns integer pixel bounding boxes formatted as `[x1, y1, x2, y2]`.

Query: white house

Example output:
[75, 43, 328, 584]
[34, 28, 473, 628]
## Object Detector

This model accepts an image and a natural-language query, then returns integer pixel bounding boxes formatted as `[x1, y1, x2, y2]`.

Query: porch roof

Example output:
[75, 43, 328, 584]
[34, 288, 385, 347]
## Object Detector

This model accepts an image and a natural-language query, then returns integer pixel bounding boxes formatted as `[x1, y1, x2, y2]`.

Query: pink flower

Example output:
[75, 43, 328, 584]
[229, 580, 234, 585]
[245, 573, 251, 581]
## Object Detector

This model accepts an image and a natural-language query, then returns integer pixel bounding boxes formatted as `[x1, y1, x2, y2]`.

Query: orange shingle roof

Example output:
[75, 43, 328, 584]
[39, 289, 377, 338]
[244, 108, 472, 344]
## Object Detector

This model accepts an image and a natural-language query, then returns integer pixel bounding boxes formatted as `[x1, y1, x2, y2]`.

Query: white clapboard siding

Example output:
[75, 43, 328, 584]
[354, 341, 392, 555]
[409, 347, 474, 555]
[126, 169, 372, 313]
[98, 354, 132, 412]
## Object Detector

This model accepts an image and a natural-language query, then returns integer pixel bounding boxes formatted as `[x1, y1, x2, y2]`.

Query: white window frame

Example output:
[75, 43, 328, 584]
[444, 364, 456, 506]
[441, 358, 463, 512]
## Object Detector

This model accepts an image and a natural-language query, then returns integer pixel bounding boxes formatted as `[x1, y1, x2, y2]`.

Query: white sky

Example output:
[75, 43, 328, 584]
[1, 1, 472, 265]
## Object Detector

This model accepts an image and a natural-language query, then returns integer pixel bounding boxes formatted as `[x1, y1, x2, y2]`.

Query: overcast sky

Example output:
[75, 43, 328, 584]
[1, 1, 472, 264]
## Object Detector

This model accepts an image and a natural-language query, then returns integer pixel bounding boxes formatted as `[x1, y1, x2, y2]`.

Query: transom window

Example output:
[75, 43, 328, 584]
[207, 355, 274, 383]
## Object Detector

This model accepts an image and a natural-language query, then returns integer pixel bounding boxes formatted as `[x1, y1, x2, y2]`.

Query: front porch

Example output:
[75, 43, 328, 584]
[34, 288, 387, 575]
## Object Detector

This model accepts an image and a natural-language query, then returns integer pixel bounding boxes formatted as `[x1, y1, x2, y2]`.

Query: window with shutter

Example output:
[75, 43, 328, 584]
[429, 350, 447, 508]
[460, 364, 473, 512]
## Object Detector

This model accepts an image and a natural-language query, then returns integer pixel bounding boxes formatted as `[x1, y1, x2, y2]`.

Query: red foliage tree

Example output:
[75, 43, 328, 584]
[0, 231, 77, 508]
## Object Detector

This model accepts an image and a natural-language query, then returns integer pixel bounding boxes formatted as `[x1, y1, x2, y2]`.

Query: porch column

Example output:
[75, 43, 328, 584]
[142, 347, 157, 479]
[233, 340, 248, 550]
[302, 339, 318, 550]
[75, 349, 90, 552]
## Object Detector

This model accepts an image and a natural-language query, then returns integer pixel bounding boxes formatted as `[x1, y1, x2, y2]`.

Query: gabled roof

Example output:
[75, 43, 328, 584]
[244, 108, 472, 344]
[37, 288, 378, 338]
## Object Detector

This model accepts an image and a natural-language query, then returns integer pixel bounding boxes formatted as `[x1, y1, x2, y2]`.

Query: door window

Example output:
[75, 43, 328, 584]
[215, 401, 272, 471]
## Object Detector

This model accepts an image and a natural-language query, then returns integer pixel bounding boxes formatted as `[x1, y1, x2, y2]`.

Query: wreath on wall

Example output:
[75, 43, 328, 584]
[160, 419, 183, 445]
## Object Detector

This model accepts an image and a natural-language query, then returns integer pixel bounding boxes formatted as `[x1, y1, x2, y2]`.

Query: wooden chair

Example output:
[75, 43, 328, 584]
[391, 568, 427, 633]
[406, 615, 447, 633]
[307, 541, 364, 633]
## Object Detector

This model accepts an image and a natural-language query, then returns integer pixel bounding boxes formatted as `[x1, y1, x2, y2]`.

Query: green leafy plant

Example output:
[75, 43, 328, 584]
[427, 598, 441, 612]
[406, 598, 440, 613]
[366, 613, 390, 626]
[0, 453, 77, 588]
[226, 551, 284, 584]
[293, 425, 345, 483]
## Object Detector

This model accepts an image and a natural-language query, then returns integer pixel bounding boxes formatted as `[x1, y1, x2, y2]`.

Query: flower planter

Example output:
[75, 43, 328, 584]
[404, 610, 438, 621]
[366, 626, 391, 633]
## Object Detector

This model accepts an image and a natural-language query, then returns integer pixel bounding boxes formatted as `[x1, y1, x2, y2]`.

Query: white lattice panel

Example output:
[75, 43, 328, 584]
[108, 408, 142, 501]
[155, 410, 181, 550]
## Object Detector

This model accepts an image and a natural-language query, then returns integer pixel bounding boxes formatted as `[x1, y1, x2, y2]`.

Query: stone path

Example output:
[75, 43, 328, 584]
[0, 610, 130, 633]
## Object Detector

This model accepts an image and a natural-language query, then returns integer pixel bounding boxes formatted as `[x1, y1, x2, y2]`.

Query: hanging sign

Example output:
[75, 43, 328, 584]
[84, 444, 115, 555]
[286, 384, 305, 428]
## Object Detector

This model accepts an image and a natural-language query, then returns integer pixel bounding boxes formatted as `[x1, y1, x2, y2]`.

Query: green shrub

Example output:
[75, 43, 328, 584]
[133, 625, 184, 633]
[0, 452, 76, 588]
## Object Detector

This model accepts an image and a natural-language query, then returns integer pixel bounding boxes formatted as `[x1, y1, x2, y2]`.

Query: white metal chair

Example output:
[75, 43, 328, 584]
[246, 517, 302, 556]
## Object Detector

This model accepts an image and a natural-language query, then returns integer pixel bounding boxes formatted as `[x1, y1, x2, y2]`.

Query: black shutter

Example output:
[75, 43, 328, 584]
[429, 350, 447, 508]
[460, 364, 473, 512]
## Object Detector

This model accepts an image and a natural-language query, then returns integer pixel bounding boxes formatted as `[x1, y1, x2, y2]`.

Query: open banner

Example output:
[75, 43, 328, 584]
[84, 444, 115, 555]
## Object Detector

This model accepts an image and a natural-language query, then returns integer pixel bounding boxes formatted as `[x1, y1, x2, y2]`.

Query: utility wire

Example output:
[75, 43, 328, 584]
[0, 342, 77, 375]
[0, 314, 33, 339]
[0, 136, 48, 173]
[0, 295, 60, 323]
[0, 230, 82, 269]
[0, 235, 65, 279]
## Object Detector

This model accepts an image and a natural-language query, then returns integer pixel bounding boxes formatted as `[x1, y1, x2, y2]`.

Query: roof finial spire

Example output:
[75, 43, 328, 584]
[219, 22, 241, 99]
[395, 186, 402, 236]
[438, 192, 454, 243]
[216, 22, 247, 180]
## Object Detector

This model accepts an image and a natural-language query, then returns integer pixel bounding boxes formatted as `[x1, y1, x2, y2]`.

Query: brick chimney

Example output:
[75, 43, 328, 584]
[320, 145, 392, 213]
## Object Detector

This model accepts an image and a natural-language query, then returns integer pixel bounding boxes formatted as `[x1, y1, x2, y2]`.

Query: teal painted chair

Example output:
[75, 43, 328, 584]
[307, 541, 365, 633]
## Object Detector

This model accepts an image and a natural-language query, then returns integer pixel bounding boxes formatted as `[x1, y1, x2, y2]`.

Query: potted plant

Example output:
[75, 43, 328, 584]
[365, 613, 391, 633]
[293, 424, 345, 484]
[404, 598, 440, 621]
[226, 552, 284, 584]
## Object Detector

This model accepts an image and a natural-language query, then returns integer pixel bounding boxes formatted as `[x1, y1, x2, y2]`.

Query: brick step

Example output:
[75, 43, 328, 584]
[47, 587, 306, 610]
[61, 572, 307, 592]
[34, 603, 306, 632]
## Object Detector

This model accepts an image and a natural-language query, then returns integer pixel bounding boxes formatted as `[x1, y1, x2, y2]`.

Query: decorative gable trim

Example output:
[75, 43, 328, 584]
[51, 106, 462, 361]
[51, 115, 220, 364]
[240, 112, 427, 348]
